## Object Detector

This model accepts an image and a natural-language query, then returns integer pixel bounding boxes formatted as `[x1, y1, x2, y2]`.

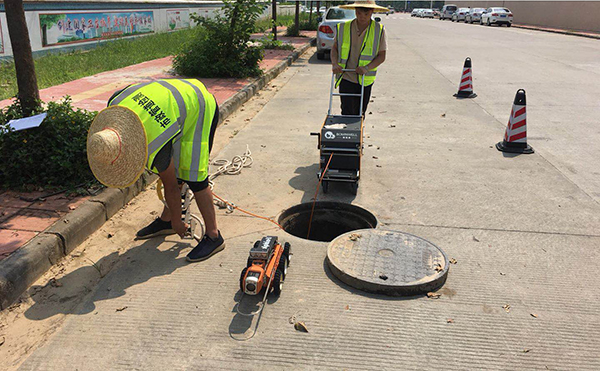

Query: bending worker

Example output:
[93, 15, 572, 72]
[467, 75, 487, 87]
[331, 0, 387, 116]
[86, 78, 224, 262]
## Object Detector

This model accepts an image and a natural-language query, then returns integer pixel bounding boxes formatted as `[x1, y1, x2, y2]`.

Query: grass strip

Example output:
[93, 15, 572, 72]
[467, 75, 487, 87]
[0, 28, 198, 101]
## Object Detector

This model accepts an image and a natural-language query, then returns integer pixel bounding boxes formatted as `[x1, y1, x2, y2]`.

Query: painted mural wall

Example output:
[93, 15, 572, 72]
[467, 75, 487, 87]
[0, 3, 296, 58]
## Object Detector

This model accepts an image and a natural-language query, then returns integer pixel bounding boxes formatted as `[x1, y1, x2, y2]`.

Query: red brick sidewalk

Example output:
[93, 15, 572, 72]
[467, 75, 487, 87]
[0, 31, 316, 260]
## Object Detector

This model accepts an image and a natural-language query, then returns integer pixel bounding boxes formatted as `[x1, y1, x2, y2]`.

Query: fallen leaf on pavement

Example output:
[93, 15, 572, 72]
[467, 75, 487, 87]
[288, 315, 296, 324]
[376, 165, 382, 168]
[447, 318, 454, 323]
[372, 156, 379, 159]
[522, 349, 531, 353]
[472, 236, 480, 242]
[50, 278, 63, 288]
[441, 113, 446, 117]
[68, 205, 76, 210]
[427, 292, 441, 299]
[0, 337, 5, 346]
[500, 272, 506, 276]
[449, 258, 457, 264]
[107, 233, 114, 239]
[389, 125, 396, 128]
[294, 321, 309, 333]
[434, 264, 443, 272]
[63, 219, 69, 224]
[530, 313, 538, 318]
[116, 306, 128, 312]
[503, 304, 511, 313]
[379, 274, 388, 280]
[349, 233, 362, 241]
[345, 305, 351, 311]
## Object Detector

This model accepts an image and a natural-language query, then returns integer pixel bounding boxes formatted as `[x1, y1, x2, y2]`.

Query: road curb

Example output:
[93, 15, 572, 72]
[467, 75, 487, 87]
[513, 24, 600, 40]
[0, 39, 315, 311]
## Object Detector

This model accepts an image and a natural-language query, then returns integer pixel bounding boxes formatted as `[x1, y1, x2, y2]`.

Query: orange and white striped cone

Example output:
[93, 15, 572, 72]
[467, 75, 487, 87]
[453, 57, 477, 98]
[496, 89, 534, 154]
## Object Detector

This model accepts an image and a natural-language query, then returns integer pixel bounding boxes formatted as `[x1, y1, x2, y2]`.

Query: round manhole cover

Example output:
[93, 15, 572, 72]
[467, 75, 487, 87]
[326, 229, 449, 296]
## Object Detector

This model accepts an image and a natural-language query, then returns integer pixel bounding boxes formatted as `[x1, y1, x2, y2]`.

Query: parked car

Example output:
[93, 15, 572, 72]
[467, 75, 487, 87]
[316, 7, 355, 60]
[410, 8, 420, 17]
[440, 4, 457, 20]
[465, 8, 485, 24]
[451, 8, 470, 22]
[433, 9, 441, 18]
[421, 9, 435, 19]
[481, 7, 513, 26]
[417, 9, 426, 18]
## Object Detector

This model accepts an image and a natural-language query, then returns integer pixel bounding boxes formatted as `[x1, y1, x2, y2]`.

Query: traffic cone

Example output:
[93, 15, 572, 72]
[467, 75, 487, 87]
[496, 89, 534, 154]
[454, 57, 477, 98]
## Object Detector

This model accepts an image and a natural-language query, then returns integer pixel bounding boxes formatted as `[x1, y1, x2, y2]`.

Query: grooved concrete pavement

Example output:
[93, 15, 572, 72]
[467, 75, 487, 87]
[17, 15, 600, 369]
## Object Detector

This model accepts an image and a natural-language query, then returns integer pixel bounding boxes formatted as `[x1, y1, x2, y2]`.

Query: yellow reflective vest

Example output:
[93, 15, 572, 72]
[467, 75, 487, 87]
[336, 19, 383, 86]
[108, 79, 217, 182]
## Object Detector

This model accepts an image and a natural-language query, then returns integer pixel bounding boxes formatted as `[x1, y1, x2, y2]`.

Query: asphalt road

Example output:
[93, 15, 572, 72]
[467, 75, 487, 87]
[10, 14, 600, 370]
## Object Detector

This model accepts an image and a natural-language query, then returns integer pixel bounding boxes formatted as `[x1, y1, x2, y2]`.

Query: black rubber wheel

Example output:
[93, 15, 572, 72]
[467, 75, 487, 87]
[317, 51, 325, 60]
[507, 23, 512, 27]
[278, 254, 288, 276]
[322, 180, 329, 194]
[247, 256, 253, 267]
[240, 267, 248, 292]
[271, 269, 284, 296]
[283, 242, 291, 264]
[253, 240, 260, 249]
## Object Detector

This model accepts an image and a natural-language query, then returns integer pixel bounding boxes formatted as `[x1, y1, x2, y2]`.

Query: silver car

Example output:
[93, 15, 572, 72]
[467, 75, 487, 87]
[451, 8, 470, 22]
[316, 7, 355, 60]
[466, 8, 485, 24]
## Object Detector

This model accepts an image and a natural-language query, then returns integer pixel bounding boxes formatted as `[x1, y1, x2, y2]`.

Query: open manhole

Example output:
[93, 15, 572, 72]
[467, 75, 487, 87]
[278, 201, 377, 242]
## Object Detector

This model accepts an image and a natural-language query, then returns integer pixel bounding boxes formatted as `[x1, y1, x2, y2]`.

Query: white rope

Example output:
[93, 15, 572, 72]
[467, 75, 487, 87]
[209, 145, 253, 212]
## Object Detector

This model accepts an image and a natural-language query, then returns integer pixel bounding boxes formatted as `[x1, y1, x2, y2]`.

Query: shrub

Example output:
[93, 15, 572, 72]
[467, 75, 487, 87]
[258, 35, 295, 50]
[0, 97, 97, 190]
[173, 0, 264, 78]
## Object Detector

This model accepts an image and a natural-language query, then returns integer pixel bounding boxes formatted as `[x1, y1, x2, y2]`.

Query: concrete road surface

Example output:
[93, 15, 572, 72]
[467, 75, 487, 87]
[7, 14, 600, 370]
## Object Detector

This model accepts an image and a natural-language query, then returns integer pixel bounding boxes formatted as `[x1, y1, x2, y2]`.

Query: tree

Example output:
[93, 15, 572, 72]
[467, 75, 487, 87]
[40, 14, 65, 47]
[4, 0, 40, 116]
[271, 0, 277, 41]
[294, 1, 300, 35]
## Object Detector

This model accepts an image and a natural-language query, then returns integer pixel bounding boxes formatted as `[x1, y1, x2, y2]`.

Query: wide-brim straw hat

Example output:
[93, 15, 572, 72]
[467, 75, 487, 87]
[87, 106, 147, 188]
[340, 1, 389, 13]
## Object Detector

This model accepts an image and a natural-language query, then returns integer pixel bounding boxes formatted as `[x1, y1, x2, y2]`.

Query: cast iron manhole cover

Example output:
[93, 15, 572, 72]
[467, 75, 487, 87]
[326, 229, 449, 296]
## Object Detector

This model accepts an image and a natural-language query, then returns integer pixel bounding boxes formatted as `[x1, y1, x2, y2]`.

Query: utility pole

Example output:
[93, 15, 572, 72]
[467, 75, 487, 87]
[271, 0, 277, 41]
[4, 0, 40, 115]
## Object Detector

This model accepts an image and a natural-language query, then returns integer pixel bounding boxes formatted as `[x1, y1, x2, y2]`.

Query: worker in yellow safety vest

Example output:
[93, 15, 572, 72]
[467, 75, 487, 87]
[331, 0, 388, 116]
[87, 79, 224, 262]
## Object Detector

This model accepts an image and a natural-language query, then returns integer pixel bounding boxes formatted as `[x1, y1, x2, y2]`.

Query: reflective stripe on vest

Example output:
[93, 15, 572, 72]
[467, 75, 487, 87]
[336, 20, 382, 86]
[109, 79, 216, 182]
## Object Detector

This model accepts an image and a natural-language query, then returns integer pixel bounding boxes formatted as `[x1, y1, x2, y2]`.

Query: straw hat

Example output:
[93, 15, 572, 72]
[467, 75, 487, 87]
[340, 0, 389, 13]
[87, 106, 147, 188]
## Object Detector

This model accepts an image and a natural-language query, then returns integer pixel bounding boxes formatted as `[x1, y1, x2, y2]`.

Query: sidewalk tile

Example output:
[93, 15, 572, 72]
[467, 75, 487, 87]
[28, 195, 89, 212]
[0, 191, 36, 208]
[0, 207, 21, 223]
[0, 208, 64, 232]
[0, 229, 38, 260]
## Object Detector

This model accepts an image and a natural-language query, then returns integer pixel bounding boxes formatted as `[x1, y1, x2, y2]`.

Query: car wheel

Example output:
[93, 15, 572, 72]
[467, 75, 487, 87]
[507, 23, 512, 27]
[317, 51, 325, 60]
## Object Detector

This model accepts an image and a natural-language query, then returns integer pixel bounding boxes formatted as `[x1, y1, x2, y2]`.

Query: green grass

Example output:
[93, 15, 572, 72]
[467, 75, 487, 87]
[255, 13, 317, 33]
[0, 28, 199, 101]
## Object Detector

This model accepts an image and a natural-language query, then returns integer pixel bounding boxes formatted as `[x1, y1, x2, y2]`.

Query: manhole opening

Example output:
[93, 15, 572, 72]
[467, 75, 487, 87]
[278, 202, 377, 242]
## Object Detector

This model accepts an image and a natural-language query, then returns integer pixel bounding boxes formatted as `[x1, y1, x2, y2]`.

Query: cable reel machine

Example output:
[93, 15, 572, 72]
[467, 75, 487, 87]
[312, 70, 365, 195]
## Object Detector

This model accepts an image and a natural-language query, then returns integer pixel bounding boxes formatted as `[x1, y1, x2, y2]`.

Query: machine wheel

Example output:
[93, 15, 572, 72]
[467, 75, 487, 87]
[317, 51, 325, 60]
[278, 254, 288, 276]
[247, 256, 253, 267]
[272, 269, 284, 296]
[283, 242, 291, 263]
[240, 267, 248, 292]
[322, 180, 329, 193]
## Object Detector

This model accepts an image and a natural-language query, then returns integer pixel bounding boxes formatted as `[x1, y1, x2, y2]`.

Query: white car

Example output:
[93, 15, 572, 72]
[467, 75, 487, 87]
[316, 7, 355, 60]
[465, 8, 485, 24]
[411, 9, 420, 17]
[481, 7, 513, 27]
[421, 9, 434, 18]
[451, 8, 470, 22]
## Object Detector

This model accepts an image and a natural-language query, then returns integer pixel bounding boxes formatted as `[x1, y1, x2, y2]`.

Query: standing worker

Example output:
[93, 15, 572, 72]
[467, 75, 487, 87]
[331, 0, 388, 116]
[86, 79, 225, 262]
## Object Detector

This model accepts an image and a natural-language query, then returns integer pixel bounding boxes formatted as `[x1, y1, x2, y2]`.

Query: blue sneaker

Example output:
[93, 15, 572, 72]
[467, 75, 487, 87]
[186, 231, 225, 262]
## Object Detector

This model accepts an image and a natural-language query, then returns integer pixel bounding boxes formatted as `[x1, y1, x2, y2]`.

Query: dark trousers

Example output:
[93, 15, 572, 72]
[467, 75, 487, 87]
[339, 78, 373, 116]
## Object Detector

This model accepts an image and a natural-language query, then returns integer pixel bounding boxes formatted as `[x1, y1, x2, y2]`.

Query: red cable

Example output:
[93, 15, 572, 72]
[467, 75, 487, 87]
[306, 153, 334, 239]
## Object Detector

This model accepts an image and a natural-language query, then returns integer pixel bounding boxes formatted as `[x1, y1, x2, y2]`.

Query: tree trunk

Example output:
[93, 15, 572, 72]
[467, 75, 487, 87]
[295, 1, 300, 35]
[309, 2, 313, 24]
[271, 0, 277, 41]
[5, 0, 40, 115]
